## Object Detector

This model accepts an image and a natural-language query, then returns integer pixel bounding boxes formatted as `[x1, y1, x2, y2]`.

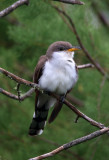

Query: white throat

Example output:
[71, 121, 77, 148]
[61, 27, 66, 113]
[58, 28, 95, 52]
[53, 50, 75, 60]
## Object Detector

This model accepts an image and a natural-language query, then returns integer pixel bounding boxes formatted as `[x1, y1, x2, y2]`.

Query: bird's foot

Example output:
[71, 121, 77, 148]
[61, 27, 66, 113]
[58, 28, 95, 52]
[59, 94, 66, 103]
[44, 90, 51, 96]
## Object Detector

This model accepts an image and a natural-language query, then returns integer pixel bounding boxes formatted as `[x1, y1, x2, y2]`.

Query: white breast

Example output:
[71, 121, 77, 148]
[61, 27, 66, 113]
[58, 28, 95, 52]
[39, 51, 78, 94]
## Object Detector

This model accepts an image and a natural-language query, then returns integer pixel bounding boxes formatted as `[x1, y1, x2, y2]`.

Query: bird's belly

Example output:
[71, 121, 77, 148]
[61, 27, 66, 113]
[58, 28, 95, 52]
[39, 61, 78, 94]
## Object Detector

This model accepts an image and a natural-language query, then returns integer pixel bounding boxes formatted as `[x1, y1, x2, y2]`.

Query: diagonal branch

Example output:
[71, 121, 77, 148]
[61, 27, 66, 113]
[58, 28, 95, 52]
[91, 1, 109, 28]
[0, 0, 29, 18]
[0, 67, 106, 130]
[52, 5, 108, 78]
[39, 137, 85, 160]
[0, 67, 40, 88]
[53, 0, 85, 5]
[29, 127, 109, 160]
[52, 93, 105, 129]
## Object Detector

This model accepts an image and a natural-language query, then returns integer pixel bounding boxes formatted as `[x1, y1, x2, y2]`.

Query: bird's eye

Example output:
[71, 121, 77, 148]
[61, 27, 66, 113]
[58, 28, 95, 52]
[59, 47, 64, 51]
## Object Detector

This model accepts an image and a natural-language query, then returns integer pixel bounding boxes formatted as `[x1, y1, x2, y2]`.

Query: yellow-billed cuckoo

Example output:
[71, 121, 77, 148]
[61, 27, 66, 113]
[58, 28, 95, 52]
[29, 41, 80, 136]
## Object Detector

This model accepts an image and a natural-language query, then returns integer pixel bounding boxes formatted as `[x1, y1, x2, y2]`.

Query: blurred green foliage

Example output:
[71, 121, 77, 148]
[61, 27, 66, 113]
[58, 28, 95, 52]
[0, 0, 109, 160]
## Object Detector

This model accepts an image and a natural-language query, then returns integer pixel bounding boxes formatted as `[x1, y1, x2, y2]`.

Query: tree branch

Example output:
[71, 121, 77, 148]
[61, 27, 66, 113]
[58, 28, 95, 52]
[29, 127, 109, 160]
[52, 5, 108, 78]
[0, 87, 35, 101]
[0, 0, 29, 18]
[39, 137, 85, 160]
[77, 63, 94, 69]
[0, 63, 93, 102]
[53, 0, 85, 5]
[1, 66, 109, 160]
[0, 67, 106, 131]
[0, 67, 40, 89]
[0, 0, 84, 18]
[52, 93, 105, 130]
[91, 2, 109, 28]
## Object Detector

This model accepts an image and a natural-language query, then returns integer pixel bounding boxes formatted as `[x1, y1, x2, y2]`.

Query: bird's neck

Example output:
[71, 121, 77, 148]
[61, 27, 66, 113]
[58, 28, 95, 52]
[49, 51, 75, 68]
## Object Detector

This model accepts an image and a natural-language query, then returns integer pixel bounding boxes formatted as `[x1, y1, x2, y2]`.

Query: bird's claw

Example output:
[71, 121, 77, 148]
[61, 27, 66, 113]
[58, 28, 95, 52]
[44, 90, 51, 96]
[59, 95, 66, 103]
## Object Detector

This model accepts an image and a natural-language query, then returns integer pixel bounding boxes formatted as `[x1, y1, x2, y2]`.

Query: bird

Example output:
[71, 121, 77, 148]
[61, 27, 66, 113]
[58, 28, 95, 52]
[28, 41, 80, 136]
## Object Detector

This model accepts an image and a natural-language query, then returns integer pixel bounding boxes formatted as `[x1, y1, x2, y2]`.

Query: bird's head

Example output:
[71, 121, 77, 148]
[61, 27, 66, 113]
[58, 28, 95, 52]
[46, 41, 81, 59]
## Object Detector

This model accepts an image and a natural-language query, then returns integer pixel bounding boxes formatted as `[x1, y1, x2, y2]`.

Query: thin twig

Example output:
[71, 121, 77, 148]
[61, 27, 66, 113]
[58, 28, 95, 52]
[74, 115, 80, 123]
[0, 0, 29, 18]
[53, 0, 85, 5]
[29, 127, 109, 160]
[56, 94, 105, 130]
[0, 67, 40, 89]
[52, 5, 108, 78]
[77, 64, 94, 69]
[0, 87, 35, 101]
[91, 2, 109, 28]
[17, 83, 21, 102]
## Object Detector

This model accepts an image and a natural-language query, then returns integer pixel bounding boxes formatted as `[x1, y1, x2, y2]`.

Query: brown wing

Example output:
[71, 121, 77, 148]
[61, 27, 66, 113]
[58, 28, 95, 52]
[33, 55, 48, 106]
[33, 55, 48, 84]
[48, 101, 63, 123]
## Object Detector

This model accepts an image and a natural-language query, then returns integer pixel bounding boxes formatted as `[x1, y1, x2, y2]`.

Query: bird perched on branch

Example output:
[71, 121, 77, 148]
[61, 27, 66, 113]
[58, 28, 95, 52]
[29, 41, 80, 136]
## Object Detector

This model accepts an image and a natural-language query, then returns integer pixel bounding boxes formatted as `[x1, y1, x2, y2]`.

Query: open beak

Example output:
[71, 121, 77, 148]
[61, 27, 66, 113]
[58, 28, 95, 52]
[67, 46, 81, 52]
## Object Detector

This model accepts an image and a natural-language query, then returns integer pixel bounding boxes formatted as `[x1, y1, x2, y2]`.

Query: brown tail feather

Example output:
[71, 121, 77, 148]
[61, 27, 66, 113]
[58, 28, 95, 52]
[48, 101, 63, 123]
